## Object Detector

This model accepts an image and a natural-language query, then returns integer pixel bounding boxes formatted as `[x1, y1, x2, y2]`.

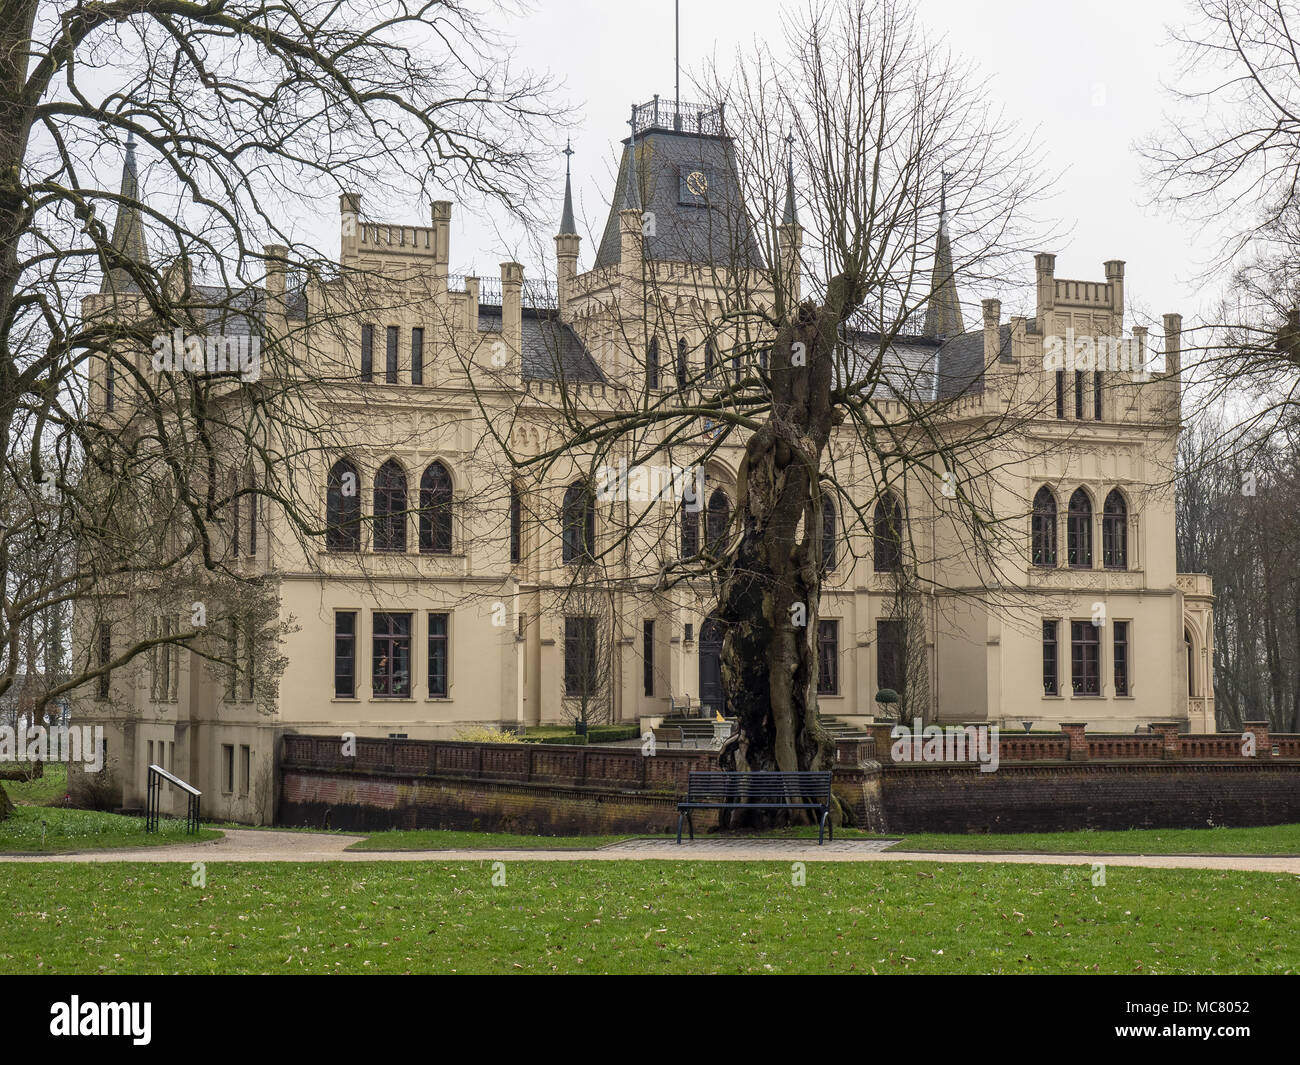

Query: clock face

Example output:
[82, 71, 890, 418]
[685, 170, 709, 196]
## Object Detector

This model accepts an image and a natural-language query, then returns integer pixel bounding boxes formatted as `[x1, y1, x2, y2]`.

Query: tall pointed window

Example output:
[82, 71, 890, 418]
[647, 337, 660, 389]
[705, 489, 730, 553]
[1102, 489, 1127, 569]
[704, 339, 716, 381]
[561, 482, 595, 563]
[822, 492, 838, 571]
[373, 460, 407, 552]
[419, 461, 453, 554]
[360, 324, 374, 381]
[676, 338, 688, 389]
[873, 493, 903, 571]
[510, 485, 522, 563]
[1067, 488, 1092, 569]
[1031, 487, 1057, 567]
[681, 501, 700, 558]
[326, 459, 361, 550]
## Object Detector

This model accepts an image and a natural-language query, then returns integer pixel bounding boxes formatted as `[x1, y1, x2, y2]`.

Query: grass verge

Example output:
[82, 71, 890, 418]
[0, 860, 1294, 974]
[0, 806, 220, 853]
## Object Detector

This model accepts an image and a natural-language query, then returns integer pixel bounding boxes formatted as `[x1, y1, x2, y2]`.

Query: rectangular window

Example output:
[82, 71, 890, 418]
[168, 741, 175, 772]
[510, 487, 521, 563]
[1094, 370, 1103, 421]
[244, 619, 255, 701]
[1071, 620, 1101, 696]
[385, 325, 399, 383]
[360, 324, 373, 381]
[876, 619, 906, 695]
[247, 490, 257, 556]
[1055, 371, 1065, 419]
[642, 620, 655, 696]
[1114, 621, 1130, 696]
[97, 622, 111, 698]
[427, 612, 449, 698]
[147, 740, 154, 769]
[221, 744, 235, 794]
[225, 619, 239, 702]
[411, 327, 424, 385]
[564, 616, 598, 697]
[372, 612, 412, 697]
[334, 611, 357, 698]
[105, 358, 114, 412]
[239, 745, 250, 796]
[817, 619, 840, 695]
[1042, 620, 1059, 696]
[1075, 370, 1085, 419]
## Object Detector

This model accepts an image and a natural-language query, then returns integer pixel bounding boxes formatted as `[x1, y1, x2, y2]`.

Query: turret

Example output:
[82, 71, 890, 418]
[555, 140, 581, 321]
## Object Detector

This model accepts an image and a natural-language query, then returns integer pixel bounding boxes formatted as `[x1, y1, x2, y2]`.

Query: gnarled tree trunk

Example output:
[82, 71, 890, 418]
[716, 295, 853, 825]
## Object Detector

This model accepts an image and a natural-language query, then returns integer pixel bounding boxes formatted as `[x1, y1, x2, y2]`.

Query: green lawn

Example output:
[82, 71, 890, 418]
[0, 860, 1294, 974]
[348, 822, 1300, 856]
[1, 763, 69, 806]
[0, 806, 220, 853]
[878, 823, 1300, 855]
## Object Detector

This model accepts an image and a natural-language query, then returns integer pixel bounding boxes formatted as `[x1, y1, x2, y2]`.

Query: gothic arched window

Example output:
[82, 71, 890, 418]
[373, 460, 407, 552]
[873, 493, 903, 571]
[1102, 489, 1127, 569]
[419, 461, 453, 554]
[647, 337, 660, 389]
[561, 481, 595, 563]
[1031, 487, 1057, 567]
[326, 459, 361, 551]
[822, 492, 838, 571]
[706, 489, 730, 553]
[1067, 488, 1093, 569]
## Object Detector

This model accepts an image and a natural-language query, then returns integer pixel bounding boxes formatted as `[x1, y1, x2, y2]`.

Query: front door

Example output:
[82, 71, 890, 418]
[699, 618, 723, 716]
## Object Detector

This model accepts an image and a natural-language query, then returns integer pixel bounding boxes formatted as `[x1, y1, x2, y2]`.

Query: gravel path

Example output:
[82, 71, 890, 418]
[2, 828, 1299, 872]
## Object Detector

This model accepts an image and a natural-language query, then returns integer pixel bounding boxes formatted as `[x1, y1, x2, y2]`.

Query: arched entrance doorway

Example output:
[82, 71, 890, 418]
[699, 618, 723, 717]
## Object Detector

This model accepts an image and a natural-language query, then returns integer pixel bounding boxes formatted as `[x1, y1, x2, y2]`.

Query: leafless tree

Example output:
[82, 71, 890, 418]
[0, 0, 562, 817]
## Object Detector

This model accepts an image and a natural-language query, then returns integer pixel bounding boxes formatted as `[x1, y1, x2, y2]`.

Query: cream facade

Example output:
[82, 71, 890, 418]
[73, 105, 1215, 824]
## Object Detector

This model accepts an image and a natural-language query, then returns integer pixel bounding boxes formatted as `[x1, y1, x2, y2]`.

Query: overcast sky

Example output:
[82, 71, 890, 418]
[436, 0, 1212, 332]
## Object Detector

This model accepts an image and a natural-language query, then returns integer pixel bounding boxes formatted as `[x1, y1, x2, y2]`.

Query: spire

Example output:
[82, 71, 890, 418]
[100, 134, 151, 294]
[781, 130, 799, 227]
[923, 170, 963, 338]
[559, 139, 577, 235]
[623, 111, 642, 211]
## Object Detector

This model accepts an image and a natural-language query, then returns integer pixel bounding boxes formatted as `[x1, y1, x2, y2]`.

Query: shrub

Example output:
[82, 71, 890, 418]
[453, 726, 523, 744]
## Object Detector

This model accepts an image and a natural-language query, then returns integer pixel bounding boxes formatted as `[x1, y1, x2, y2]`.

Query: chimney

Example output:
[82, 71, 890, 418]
[431, 201, 451, 289]
[501, 262, 523, 371]
[982, 298, 1002, 365]
[1034, 252, 1056, 327]
[1163, 312, 1182, 379]
[340, 192, 361, 261]
[1104, 259, 1125, 322]
[264, 244, 288, 348]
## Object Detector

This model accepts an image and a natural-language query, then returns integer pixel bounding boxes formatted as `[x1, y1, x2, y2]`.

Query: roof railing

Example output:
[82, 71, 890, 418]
[632, 96, 726, 136]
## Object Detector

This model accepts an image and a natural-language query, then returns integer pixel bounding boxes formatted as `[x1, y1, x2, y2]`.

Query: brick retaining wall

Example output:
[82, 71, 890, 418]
[277, 726, 1300, 835]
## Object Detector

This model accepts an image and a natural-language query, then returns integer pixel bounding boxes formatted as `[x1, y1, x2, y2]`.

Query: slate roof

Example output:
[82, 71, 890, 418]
[593, 129, 765, 270]
[478, 306, 604, 383]
[934, 323, 1013, 400]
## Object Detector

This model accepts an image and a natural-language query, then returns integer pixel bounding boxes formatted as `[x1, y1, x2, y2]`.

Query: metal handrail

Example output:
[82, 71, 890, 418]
[145, 763, 202, 834]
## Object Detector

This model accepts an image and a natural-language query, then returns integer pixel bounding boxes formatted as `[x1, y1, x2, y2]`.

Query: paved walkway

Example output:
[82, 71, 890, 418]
[2, 829, 1300, 873]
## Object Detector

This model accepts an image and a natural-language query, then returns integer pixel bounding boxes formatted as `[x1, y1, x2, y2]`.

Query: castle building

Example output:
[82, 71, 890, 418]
[74, 99, 1215, 824]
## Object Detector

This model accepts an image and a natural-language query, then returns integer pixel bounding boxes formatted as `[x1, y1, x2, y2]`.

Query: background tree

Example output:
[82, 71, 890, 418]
[0, 0, 561, 817]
